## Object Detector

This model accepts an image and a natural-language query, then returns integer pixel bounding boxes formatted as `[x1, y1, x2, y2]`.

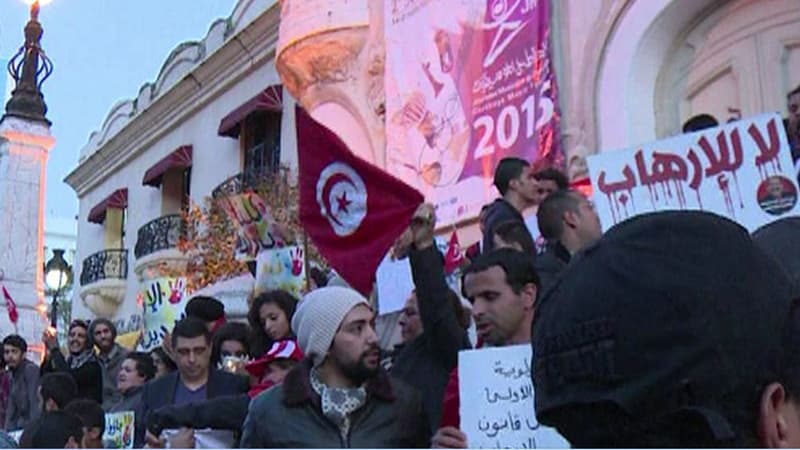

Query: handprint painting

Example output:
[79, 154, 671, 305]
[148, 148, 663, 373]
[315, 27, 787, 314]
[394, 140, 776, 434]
[254, 246, 307, 297]
[140, 277, 188, 351]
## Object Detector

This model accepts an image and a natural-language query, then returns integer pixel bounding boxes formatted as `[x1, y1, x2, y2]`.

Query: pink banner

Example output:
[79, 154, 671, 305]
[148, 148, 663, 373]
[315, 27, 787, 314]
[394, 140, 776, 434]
[385, 0, 561, 226]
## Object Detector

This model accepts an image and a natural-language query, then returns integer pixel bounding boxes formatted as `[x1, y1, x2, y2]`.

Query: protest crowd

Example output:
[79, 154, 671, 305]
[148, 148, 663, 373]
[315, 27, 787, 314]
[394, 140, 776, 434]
[0, 77, 797, 450]
[0, 85, 800, 448]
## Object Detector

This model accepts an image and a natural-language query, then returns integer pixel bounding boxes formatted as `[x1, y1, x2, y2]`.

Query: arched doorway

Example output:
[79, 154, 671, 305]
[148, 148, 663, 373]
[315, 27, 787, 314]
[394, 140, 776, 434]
[596, 0, 800, 151]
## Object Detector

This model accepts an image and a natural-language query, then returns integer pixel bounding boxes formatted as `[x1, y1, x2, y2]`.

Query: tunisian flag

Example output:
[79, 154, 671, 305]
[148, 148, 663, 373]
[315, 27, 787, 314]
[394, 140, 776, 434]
[2, 286, 18, 324]
[296, 106, 424, 296]
[443, 231, 466, 275]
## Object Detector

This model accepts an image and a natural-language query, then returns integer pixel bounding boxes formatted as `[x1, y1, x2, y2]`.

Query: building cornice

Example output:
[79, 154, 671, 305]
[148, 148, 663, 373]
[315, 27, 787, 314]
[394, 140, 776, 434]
[65, 2, 280, 197]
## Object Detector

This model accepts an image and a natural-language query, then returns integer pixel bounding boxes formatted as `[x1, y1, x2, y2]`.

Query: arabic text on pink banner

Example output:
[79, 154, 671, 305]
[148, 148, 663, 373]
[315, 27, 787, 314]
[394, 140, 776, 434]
[384, 0, 561, 226]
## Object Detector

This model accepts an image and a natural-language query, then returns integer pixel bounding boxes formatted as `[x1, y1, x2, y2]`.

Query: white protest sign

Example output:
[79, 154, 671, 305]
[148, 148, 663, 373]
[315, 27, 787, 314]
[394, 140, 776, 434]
[376, 253, 415, 315]
[459, 345, 568, 449]
[162, 428, 235, 449]
[587, 113, 800, 232]
[103, 411, 135, 449]
[140, 277, 187, 351]
[376, 236, 460, 316]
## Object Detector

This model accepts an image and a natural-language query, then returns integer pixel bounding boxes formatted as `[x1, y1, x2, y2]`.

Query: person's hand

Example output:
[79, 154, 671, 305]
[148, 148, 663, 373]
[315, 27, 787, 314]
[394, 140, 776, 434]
[391, 227, 415, 261]
[392, 203, 436, 260]
[168, 428, 195, 449]
[42, 327, 58, 350]
[409, 203, 436, 250]
[144, 430, 165, 449]
[432, 426, 468, 448]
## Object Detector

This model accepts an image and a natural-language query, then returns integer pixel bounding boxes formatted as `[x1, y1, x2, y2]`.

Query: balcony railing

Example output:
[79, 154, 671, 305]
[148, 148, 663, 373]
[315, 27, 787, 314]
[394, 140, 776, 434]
[134, 214, 184, 259]
[80, 249, 128, 286]
[212, 143, 280, 199]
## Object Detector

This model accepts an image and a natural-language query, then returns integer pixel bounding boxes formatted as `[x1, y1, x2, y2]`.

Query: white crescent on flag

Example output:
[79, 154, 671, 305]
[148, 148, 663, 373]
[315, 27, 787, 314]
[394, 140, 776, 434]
[316, 162, 368, 237]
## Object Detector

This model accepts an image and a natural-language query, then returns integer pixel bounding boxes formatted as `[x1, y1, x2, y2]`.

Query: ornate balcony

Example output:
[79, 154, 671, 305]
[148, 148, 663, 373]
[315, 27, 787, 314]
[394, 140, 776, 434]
[132, 215, 189, 284]
[80, 249, 128, 285]
[79, 249, 128, 318]
[211, 146, 280, 199]
[134, 214, 183, 259]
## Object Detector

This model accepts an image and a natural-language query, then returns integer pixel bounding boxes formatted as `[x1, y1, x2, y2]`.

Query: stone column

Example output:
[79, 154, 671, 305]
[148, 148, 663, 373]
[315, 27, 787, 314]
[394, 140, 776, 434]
[0, 116, 54, 357]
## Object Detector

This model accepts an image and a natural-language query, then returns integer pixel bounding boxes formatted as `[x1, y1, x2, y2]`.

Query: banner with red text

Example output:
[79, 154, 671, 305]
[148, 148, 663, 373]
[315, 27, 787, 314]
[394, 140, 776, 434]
[587, 113, 800, 232]
[385, 0, 561, 226]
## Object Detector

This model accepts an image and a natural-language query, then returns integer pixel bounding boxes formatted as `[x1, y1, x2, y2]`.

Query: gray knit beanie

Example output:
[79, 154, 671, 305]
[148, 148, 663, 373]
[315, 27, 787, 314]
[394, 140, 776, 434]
[291, 286, 369, 366]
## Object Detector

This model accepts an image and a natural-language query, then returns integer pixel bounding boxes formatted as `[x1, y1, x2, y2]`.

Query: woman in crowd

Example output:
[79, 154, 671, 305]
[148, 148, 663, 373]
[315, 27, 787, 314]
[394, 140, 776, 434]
[148, 347, 176, 379]
[210, 322, 251, 373]
[247, 290, 298, 358]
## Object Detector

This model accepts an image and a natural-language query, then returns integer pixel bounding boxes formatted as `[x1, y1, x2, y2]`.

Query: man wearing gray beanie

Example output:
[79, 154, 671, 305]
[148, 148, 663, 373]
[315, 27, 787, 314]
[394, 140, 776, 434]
[241, 286, 431, 448]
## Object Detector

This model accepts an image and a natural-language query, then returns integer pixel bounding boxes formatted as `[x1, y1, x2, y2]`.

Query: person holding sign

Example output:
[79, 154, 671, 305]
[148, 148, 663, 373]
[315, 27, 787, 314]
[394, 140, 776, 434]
[532, 211, 800, 447]
[144, 338, 304, 445]
[138, 317, 249, 447]
[109, 352, 155, 447]
[240, 286, 431, 448]
[433, 249, 539, 448]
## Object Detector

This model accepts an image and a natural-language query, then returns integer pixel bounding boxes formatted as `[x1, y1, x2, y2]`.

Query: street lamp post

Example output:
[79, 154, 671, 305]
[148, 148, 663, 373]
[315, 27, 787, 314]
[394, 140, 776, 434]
[4, 0, 54, 124]
[45, 249, 70, 328]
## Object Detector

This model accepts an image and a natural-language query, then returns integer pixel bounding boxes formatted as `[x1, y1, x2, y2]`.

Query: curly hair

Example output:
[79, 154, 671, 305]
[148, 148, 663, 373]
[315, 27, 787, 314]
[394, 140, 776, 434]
[248, 290, 298, 357]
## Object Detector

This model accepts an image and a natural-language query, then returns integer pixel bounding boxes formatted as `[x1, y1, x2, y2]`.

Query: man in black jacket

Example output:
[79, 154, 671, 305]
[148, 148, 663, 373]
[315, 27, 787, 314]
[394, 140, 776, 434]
[481, 158, 539, 253]
[41, 320, 102, 403]
[138, 317, 249, 447]
[535, 189, 602, 293]
[391, 203, 471, 432]
[241, 286, 430, 448]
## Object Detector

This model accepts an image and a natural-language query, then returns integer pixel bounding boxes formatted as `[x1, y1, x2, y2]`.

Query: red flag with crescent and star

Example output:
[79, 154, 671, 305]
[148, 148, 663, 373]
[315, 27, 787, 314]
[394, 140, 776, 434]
[2, 286, 18, 324]
[296, 106, 424, 296]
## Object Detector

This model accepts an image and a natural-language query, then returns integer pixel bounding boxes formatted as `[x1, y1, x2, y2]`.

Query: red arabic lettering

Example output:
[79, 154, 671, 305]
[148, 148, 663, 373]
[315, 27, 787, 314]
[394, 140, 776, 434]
[686, 150, 704, 208]
[750, 118, 782, 179]
[597, 165, 636, 224]
[717, 174, 735, 218]
[698, 129, 744, 208]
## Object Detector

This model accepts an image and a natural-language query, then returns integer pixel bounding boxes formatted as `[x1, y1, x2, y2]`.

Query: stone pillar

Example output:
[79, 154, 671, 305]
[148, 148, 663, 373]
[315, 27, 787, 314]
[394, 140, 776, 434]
[276, 0, 387, 167]
[0, 116, 54, 358]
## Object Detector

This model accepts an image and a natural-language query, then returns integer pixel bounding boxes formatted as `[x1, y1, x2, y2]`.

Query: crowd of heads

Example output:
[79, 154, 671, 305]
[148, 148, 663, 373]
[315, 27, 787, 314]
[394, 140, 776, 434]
[4, 91, 800, 447]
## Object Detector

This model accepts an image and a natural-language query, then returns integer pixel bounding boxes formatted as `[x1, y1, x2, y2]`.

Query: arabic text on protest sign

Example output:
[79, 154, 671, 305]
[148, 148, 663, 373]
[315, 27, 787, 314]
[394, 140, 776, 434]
[459, 345, 568, 449]
[140, 277, 187, 351]
[587, 113, 799, 232]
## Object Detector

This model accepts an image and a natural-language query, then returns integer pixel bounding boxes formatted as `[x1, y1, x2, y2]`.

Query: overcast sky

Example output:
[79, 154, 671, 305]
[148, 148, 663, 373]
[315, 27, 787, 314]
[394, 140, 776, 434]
[1, 0, 234, 222]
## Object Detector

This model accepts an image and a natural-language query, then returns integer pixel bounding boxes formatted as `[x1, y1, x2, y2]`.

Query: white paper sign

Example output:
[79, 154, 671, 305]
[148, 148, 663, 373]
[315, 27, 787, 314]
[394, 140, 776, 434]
[459, 345, 568, 449]
[587, 113, 800, 232]
[162, 428, 235, 449]
[376, 253, 415, 315]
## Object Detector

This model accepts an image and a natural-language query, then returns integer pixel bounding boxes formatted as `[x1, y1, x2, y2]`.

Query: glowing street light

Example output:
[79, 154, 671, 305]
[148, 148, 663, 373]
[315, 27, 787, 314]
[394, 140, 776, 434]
[3, 0, 54, 124]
